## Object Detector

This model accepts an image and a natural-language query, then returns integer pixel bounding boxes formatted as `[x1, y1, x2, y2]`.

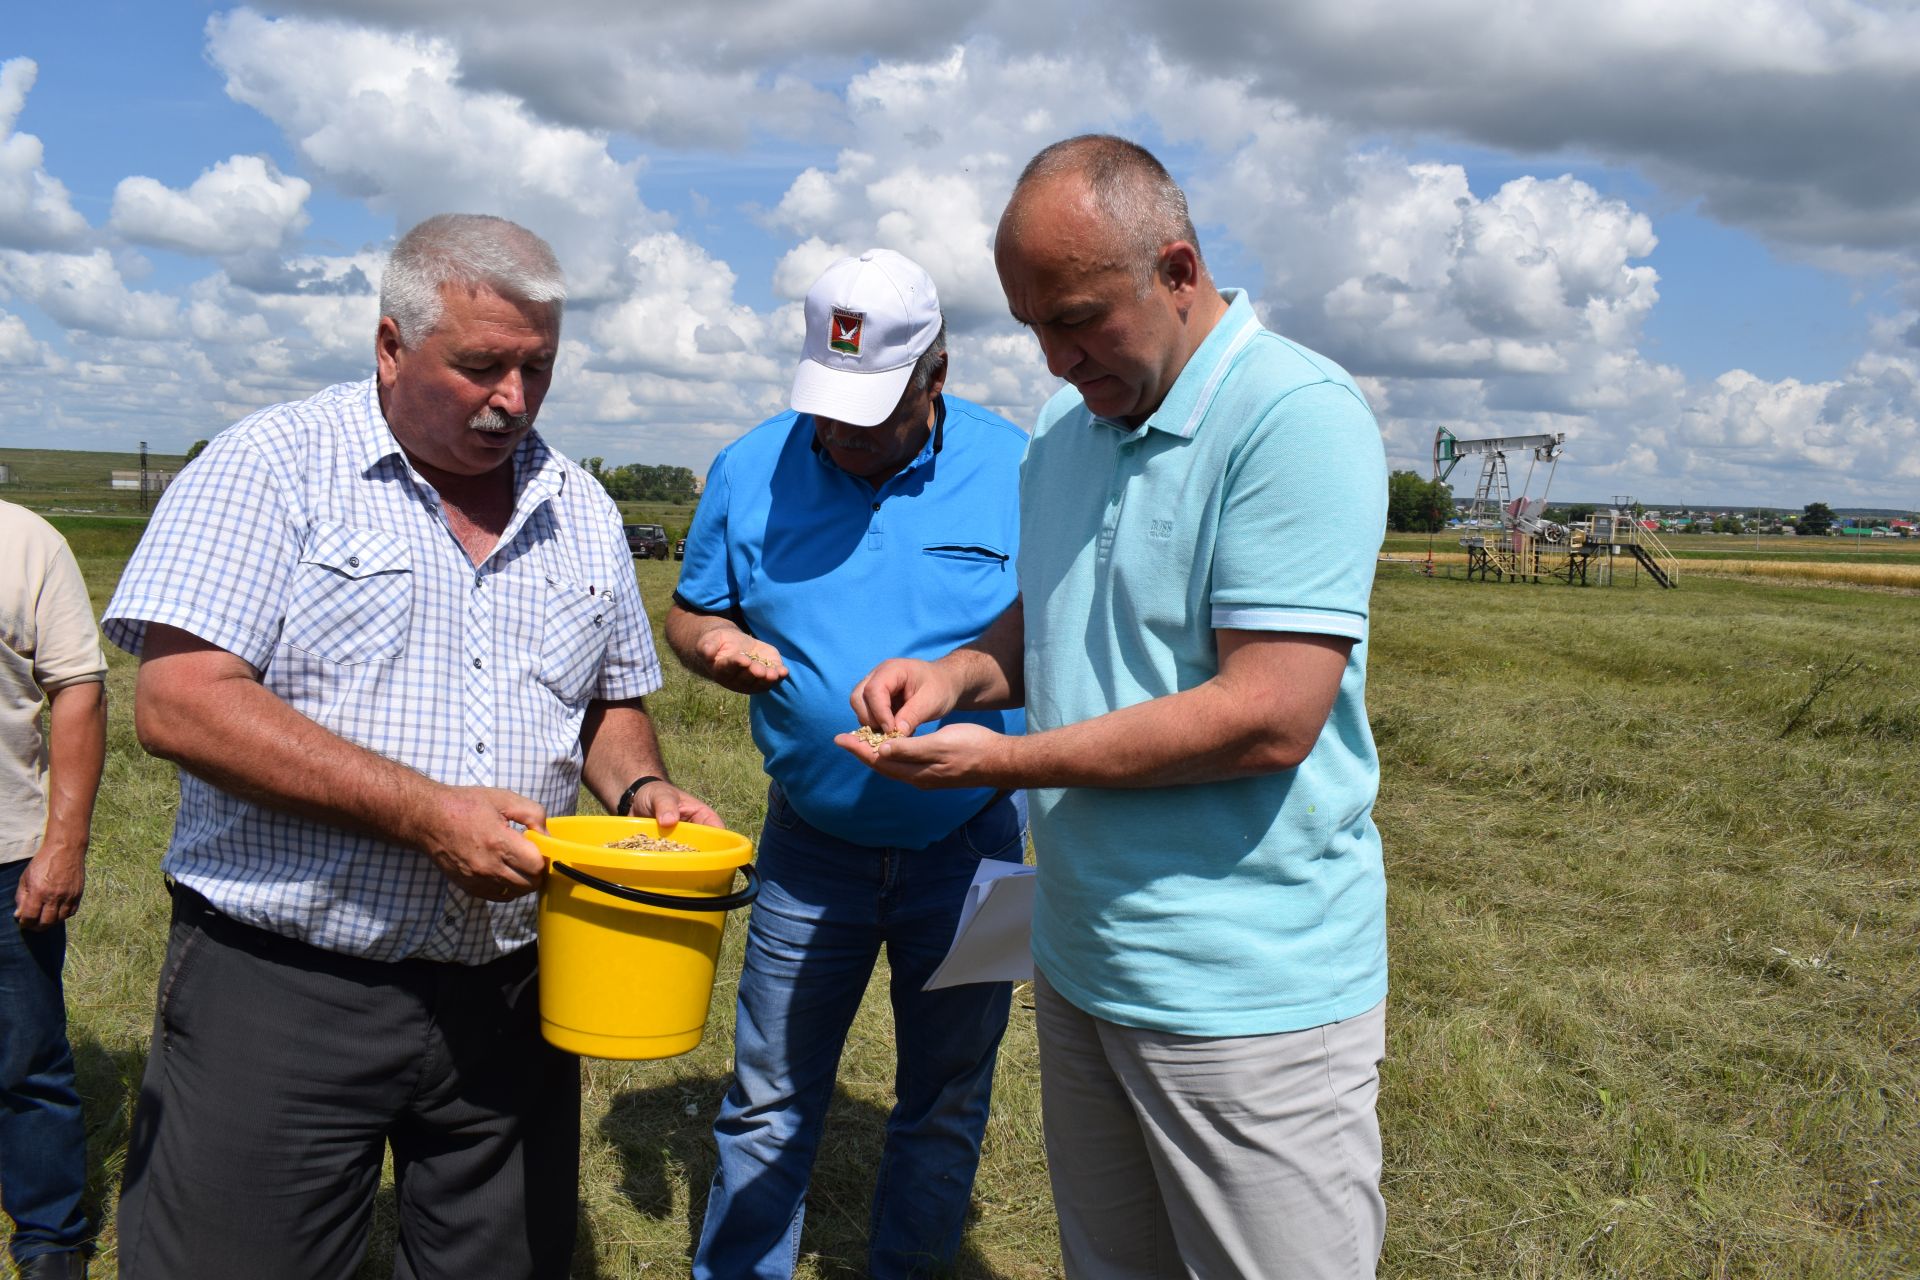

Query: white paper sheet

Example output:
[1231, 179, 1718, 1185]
[922, 860, 1037, 990]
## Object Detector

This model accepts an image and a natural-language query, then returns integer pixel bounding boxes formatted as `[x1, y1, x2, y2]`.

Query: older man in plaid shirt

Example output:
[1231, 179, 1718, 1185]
[104, 214, 716, 1280]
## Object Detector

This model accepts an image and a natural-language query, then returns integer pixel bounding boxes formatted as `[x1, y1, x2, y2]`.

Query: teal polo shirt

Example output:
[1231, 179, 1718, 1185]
[676, 395, 1026, 848]
[1020, 290, 1388, 1036]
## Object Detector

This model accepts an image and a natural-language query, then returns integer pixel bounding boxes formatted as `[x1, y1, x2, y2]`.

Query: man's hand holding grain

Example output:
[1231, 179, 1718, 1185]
[693, 626, 789, 693]
[834, 722, 1009, 790]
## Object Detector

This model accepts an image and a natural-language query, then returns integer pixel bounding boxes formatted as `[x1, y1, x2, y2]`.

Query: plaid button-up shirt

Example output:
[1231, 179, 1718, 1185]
[105, 378, 662, 963]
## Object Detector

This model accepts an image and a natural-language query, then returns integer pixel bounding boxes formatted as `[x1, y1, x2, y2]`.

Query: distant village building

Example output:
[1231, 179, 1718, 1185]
[0, 463, 11, 484]
[111, 469, 176, 492]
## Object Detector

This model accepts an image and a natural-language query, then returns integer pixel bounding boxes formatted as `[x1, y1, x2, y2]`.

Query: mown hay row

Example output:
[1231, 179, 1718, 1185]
[1692, 558, 1920, 589]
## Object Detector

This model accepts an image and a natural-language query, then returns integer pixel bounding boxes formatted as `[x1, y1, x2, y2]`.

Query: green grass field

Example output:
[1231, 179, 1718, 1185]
[614, 501, 700, 546]
[0, 448, 190, 518]
[12, 520, 1918, 1278]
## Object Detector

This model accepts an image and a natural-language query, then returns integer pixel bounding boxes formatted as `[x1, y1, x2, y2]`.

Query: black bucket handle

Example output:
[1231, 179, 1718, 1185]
[551, 861, 759, 913]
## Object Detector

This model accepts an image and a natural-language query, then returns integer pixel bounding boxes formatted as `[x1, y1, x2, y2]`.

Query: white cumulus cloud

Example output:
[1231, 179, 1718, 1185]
[0, 5, 1916, 501]
[0, 59, 88, 251]
[205, 8, 661, 302]
[111, 155, 312, 257]
[588, 232, 782, 385]
[0, 249, 181, 340]
[0, 308, 49, 365]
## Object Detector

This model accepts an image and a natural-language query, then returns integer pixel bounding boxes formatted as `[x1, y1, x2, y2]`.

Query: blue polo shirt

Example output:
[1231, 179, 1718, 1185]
[676, 396, 1026, 848]
[1021, 291, 1388, 1036]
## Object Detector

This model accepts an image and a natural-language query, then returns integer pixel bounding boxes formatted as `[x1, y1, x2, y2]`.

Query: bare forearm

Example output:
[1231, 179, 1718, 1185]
[579, 698, 723, 828]
[854, 630, 1351, 793]
[664, 604, 736, 681]
[133, 625, 553, 899]
[984, 680, 1309, 789]
[665, 602, 786, 694]
[941, 598, 1026, 711]
[41, 679, 106, 856]
[137, 665, 448, 848]
[579, 699, 671, 812]
[983, 630, 1344, 787]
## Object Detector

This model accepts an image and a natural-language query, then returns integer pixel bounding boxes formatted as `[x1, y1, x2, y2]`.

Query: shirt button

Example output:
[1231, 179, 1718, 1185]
[475, 742, 487, 755]
[871, 502, 881, 512]
[592, 614, 602, 625]
[472, 657, 483, 669]
[1121, 443, 1138, 457]
[347, 555, 361, 568]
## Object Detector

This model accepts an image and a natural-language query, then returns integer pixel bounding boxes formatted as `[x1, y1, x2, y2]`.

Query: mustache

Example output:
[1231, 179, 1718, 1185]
[469, 407, 533, 433]
[818, 424, 879, 451]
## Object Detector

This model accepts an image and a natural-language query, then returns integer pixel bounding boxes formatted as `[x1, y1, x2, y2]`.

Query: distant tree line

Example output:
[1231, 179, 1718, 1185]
[1545, 503, 1596, 525]
[582, 458, 699, 503]
[188, 442, 696, 502]
[1386, 470, 1454, 532]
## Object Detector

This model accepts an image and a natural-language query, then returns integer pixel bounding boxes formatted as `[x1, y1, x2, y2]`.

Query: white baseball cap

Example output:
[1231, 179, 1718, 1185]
[789, 249, 942, 427]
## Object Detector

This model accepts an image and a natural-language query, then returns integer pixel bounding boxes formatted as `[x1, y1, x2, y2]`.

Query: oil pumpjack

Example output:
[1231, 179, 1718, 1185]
[1428, 428, 1679, 587]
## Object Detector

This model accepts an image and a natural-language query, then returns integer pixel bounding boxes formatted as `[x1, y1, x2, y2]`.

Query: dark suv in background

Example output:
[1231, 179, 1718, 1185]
[623, 523, 670, 560]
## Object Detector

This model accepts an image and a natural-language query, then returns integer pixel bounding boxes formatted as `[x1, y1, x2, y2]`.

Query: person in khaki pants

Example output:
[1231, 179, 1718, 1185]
[1, 499, 108, 1280]
[846, 135, 1390, 1279]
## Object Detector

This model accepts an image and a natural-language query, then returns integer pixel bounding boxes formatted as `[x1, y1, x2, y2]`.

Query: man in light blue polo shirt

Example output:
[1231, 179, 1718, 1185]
[845, 137, 1390, 1279]
[666, 249, 1027, 1279]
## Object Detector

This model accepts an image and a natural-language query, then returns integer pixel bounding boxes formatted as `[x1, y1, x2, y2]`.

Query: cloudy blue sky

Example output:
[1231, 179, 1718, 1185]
[4, 1, 1917, 507]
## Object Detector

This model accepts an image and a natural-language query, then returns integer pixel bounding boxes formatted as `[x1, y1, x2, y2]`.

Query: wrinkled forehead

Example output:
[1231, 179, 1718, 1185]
[995, 229, 1136, 327]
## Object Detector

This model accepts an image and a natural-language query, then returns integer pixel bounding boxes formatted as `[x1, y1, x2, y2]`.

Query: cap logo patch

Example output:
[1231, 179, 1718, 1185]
[830, 308, 864, 355]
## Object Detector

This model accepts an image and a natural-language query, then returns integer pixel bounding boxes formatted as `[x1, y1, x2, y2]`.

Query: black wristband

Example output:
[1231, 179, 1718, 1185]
[616, 775, 664, 817]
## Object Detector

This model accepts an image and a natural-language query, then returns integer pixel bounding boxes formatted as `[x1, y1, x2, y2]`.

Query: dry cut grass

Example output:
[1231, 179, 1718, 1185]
[1369, 572, 1917, 1278]
[1686, 557, 1920, 590]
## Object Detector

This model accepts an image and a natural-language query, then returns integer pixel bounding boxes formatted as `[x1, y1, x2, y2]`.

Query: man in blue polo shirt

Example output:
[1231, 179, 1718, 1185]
[666, 249, 1027, 1279]
[844, 137, 1390, 1279]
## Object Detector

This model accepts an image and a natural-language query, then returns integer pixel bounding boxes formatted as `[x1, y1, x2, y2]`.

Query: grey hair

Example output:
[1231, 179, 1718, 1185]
[380, 213, 567, 348]
[1010, 135, 1202, 289]
[910, 319, 948, 392]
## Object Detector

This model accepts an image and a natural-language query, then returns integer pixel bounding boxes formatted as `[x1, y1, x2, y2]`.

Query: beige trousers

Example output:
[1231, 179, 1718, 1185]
[1035, 970, 1386, 1280]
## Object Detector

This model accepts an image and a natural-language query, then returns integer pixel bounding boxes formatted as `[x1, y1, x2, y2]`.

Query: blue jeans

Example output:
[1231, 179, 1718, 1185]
[692, 785, 1025, 1280]
[0, 858, 92, 1267]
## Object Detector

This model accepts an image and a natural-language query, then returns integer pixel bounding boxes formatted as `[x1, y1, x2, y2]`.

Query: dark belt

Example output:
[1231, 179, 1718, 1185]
[163, 876, 531, 976]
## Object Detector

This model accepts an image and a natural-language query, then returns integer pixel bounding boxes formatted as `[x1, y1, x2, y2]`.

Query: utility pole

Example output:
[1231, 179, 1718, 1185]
[138, 439, 150, 512]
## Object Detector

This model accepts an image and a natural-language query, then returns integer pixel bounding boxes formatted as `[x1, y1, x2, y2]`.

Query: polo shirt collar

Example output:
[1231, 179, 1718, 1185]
[1098, 289, 1263, 440]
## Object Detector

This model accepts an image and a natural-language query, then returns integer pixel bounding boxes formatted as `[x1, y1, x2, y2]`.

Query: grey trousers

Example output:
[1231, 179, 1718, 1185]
[116, 884, 581, 1280]
[1035, 971, 1386, 1280]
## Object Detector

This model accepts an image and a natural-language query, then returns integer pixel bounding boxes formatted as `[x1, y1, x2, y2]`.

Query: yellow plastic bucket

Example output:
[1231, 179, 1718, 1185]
[527, 815, 757, 1060]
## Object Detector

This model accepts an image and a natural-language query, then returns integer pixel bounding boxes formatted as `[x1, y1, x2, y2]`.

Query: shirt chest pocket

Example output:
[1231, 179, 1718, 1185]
[539, 576, 613, 705]
[921, 542, 1010, 568]
[282, 523, 414, 665]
